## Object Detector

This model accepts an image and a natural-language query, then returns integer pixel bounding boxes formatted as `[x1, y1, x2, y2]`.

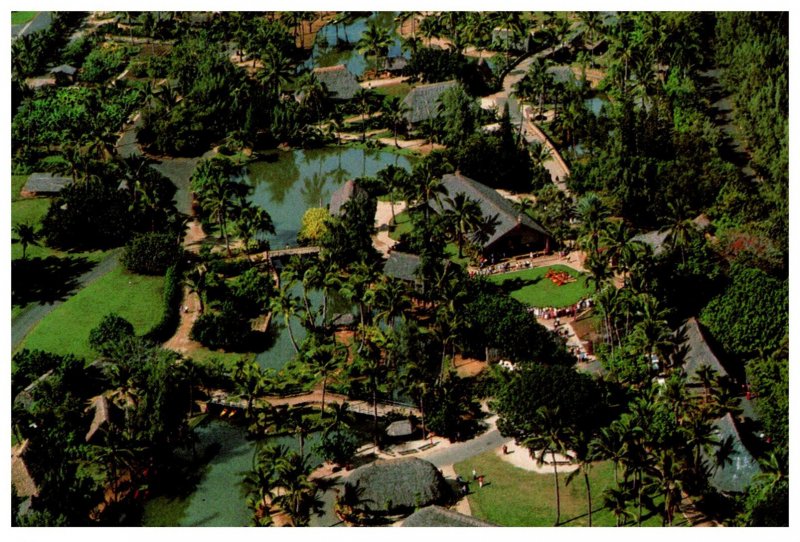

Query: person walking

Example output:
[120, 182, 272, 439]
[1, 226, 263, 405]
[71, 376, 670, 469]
[478, 475, 485, 488]
[472, 468, 477, 480]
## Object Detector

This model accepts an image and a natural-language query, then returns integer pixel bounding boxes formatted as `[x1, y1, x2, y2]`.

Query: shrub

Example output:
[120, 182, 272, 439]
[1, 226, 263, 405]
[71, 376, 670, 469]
[190, 301, 251, 350]
[88, 313, 135, 357]
[122, 232, 180, 275]
[79, 44, 130, 83]
[144, 264, 182, 342]
[229, 267, 274, 318]
[315, 428, 360, 467]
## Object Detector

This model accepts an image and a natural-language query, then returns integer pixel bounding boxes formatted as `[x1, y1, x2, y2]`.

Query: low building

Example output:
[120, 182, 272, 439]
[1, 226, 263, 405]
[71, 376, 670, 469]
[49, 64, 77, 85]
[384, 56, 408, 74]
[681, 317, 730, 382]
[705, 413, 761, 494]
[401, 505, 496, 527]
[383, 251, 422, 286]
[344, 457, 452, 517]
[402, 80, 457, 127]
[20, 172, 72, 197]
[431, 172, 552, 257]
[328, 179, 367, 216]
[312, 64, 361, 100]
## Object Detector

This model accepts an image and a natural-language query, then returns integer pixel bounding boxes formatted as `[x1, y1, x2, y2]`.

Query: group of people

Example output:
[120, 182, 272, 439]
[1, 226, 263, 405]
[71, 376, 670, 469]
[527, 298, 593, 320]
[456, 470, 487, 496]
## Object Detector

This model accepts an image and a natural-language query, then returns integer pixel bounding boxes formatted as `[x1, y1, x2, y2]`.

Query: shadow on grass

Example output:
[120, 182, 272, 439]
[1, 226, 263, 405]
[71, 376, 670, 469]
[495, 276, 543, 296]
[12, 255, 95, 307]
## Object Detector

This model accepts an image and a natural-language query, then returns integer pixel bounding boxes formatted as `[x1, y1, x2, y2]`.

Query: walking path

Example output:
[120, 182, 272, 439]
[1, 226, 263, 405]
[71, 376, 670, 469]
[12, 250, 121, 352]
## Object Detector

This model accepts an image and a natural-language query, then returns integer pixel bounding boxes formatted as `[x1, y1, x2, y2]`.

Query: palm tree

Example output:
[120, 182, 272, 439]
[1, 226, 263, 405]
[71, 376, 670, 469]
[565, 431, 595, 526]
[270, 285, 303, 353]
[13, 223, 39, 260]
[257, 44, 294, 100]
[602, 486, 632, 526]
[414, 166, 448, 222]
[357, 19, 393, 73]
[270, 450, 323, 526]
[183, 264, 208, 314]
[199, 175, 238, 256]
[578, 12, 603, 68]
[382, 97, 410, 148]
[235, 201, 275, 254]
[576, 192, 609, 254]
[523, 406, 570, 526]
[591, 425, 626, 486]
[443, 193, 483, 258]
[372, 277, 412, 328]
[377, 164, 408, 224]
[232, 358, 265, 419]
[352, 87, 378, 142]
[304, 338, 344, 413]
[660, 199, 695, 265]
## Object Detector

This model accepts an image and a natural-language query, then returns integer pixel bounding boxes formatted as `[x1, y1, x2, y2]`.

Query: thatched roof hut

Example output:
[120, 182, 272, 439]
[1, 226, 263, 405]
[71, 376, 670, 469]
[346, 457, 451, 516]
[681, 317, 729, 381]
[12, 440, 39, 499]
[383, 251, 421, 283]
[329, 179, 367, 216]
[431, 173, 552, 255]
[402, 80, 457, 125]
[705, 413, 761, 493]
[401, 505, 496, 527]
[313, 64, 361, 100]
[20, 172, 72, 197]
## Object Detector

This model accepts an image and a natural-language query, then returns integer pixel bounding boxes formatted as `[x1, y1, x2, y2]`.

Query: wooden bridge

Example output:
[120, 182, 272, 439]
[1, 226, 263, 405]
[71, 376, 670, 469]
[266, 246, 320, 259]
[208, 389, 420, 419]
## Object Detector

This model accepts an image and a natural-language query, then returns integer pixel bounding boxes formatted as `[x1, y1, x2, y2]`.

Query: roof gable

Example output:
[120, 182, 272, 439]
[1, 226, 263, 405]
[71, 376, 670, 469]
[313, 64, 361, 100]
[435, 173, 550, 247]
[682, 317, 729, 380]
[402, 80, 457, 124]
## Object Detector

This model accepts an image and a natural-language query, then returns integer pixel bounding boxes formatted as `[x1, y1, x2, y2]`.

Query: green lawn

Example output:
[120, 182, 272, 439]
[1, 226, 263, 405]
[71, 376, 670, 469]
[454, 451, 670, 527]
[374, 82, 412, 100]
[18, 266, 165, 360]
[488, 265, 594, 308]
[12, 11, 37, 25]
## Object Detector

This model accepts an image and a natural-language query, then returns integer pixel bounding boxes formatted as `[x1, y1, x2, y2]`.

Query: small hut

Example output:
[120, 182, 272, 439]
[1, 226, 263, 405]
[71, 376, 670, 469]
[345, 457, 451, 517]
[329, 179, 367, 216]
[401, 505, 496, 527]
[20, 172, 72, 197]
[382, 251, 422, 289]
[402, 80, 457, 127]
[384, 56, 408, 74]
[12, 439, 40, 513]
[312, 64, 361, 100]
[49, 64, 77, 85]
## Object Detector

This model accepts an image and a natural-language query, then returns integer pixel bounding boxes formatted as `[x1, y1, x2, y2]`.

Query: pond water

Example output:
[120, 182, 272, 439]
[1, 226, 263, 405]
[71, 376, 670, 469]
[584, 96, 608, 116]
[246, 147, 413, 248]
[305, 12, 408, 76]
[245, 146, 412, 371]
[142, 420, 328, 527]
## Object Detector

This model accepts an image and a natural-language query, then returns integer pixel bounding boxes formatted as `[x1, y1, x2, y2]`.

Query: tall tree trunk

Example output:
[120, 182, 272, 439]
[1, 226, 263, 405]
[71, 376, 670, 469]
[584, 468, 592, 527]
[372, 386, 379, 446]
[286, 316, 300, 353]
[553, 450, 561, 526]
[321, 374, 328, 413]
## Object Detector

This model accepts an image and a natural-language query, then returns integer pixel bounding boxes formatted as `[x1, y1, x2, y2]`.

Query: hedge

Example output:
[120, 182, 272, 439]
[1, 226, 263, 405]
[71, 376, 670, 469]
[144, 264, 182, 342]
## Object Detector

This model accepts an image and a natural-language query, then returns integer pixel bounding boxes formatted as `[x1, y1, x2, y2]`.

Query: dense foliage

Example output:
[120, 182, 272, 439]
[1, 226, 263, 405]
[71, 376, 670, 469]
[122, 232, 181, 275]
[88, 313, 135, 357]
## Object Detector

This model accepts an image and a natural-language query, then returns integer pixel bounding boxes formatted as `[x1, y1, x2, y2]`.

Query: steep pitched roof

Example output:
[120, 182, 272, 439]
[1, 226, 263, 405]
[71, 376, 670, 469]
[402, 80, 457, 124]
[384, 56, 408, 72]
[85, 395, 114, 443]
[313, 64, 361, 100]
[681, 317, 729, 381]
[329, 179, 366, 216]
[22, 172, 72, 195]
[346, 457, 450, 515]
[434, 173, 551, 249]
[402, 505, 497, 527]
[631, 229, 669, 256]
[705, 413, 761, 493]
[383, 251, 421, 282]
[12, 440, 39, 498]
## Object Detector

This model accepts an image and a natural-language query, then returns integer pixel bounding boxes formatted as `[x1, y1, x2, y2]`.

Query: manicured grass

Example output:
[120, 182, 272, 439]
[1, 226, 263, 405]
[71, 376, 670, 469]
[12, 11, 37, 25]
[19, 266, 165, 360]
[488, 265, 594, 308]
[374, 82, 412, 100]
[454, 451, 668, 527]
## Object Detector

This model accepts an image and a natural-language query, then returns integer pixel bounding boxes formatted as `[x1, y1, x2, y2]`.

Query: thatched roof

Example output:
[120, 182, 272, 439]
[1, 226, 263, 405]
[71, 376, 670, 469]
[402, 80, 457, 124]
[491, 28, 533, 51]
[50, 64, 77, 76]
[386, 419, 415, 437]
[313, 64, 361, 100]
[681, 317, 729, 381]
[384, 56, 408, 72]
[705, 413, 761, 493]
[12, 440, 39, 498]
[383, 251, 421, 282]
[346, 457, 450, 515]
[631, 229, 669, 256]
[547, 65, 583, 88]
[432, 173, 551, 250]
[329, 179, 366, 216]
[21, 172, 72, 195]
[85, 395, 113, 443]
[401, 505, 496, 527]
